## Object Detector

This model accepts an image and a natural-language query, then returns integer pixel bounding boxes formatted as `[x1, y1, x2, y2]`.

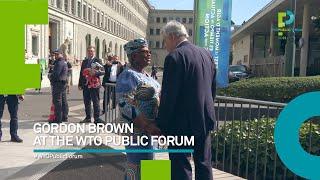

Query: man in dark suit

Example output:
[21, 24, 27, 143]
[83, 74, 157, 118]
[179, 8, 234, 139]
[51, 49, 69, 123]
[102, 55, 124, 113]
[157, 20, 216, 180]
[78, 46, 105, 124]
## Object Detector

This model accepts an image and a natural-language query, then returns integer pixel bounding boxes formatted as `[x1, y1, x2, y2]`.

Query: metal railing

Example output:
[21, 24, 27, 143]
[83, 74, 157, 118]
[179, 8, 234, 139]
[104, 84, 319, 179]
[104, 83, 119, 124]
[213, 96, 319, 180]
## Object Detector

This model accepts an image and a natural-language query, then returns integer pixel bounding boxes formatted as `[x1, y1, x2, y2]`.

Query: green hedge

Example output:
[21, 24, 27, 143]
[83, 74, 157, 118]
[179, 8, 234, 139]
[211, 118, 320, 179]
[218, 76, 320, 103]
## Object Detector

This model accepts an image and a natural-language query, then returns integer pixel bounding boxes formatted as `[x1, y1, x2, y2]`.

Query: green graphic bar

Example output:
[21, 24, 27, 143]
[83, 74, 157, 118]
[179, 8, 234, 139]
[141, 160, 171, 180]
[0, 0, 48, 94]
[33, 149, 194, 153]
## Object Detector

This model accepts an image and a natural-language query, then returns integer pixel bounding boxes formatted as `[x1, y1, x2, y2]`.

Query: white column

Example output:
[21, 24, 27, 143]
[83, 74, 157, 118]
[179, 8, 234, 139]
[299, 3, 310, 76]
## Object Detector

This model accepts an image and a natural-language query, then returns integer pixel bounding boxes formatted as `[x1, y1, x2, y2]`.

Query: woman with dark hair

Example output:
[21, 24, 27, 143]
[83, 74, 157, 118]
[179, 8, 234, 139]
[116, 38, 161, 180]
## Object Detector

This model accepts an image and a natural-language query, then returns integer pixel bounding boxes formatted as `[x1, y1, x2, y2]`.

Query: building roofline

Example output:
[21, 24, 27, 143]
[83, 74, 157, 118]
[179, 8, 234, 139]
[232, 0, 285, 39]
[142, 0, 153, 10]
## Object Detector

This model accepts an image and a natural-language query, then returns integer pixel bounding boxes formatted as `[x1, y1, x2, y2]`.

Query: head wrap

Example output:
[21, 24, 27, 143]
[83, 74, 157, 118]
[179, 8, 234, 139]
[124, 38, 148, 56]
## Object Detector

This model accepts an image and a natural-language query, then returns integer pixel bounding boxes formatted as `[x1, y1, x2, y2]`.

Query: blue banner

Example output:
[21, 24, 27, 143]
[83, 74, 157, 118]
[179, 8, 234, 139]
[195, 0, 232, 88]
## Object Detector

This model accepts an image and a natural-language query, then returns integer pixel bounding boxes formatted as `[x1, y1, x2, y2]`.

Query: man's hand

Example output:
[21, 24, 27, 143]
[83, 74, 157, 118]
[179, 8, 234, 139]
[145, 122, 162, 136]
[89, 69, 96, 76]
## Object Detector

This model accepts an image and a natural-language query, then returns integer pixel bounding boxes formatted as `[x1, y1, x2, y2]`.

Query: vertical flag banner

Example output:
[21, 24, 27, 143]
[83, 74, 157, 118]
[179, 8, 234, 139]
[195, 0, 232, 88]
[0, 0, 48, 94]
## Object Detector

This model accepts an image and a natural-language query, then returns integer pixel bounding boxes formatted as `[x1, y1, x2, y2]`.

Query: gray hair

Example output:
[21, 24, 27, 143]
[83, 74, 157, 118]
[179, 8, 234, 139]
[161, 20, 189, 38]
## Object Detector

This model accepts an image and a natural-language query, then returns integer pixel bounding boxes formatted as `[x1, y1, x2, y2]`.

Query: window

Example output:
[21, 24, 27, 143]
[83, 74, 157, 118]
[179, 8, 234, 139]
[77, 1, 81, 17]
[182, 18, 187, 23]
[188, 29, 193, 36]
[149, 17, 154, 23]
[111, 20, 114, 33]
[85, 34, 91, 50]
[149, 41, 153, 48]
[32, 35, 39, 56]
[105, 17, 108, 29]
[108, 19, 111, 31]
[149, 28, 154, 35]
[253, 34, 267, 58]
[93, 8, 96, 24]
[156, 41, 160, 48]
[88, 7, 92, 22]
[71, 0, 76, 15]
[156, 29, 160, 35]
[56, 0, 62, 9]
[244, 55, 248, 63]
[83, 4, 87, 20]
[97, 12, 100, 26]
[189, 18, 193, 24]
[64, 0, 69, 12]
[163, 17, 167, 23]
[156, 17, 160, 23]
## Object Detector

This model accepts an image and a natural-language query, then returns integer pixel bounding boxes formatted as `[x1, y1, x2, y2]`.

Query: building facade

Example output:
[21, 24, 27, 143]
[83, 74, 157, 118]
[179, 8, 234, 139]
[147, 10, 194, 67]
[231, 0, 320, 77]
[25, 0, 151, 66]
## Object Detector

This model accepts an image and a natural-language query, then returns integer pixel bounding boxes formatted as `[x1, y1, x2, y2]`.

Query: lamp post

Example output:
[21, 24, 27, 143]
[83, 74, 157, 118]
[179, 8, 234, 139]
[291, 0, 297, 77]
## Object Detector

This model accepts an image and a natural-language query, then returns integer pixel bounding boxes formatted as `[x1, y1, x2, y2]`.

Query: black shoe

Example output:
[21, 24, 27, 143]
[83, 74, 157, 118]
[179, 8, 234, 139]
[11, 136, 23, 143]
[94, 118, 106, 124]
[80, 118, 91, 123]
[49, 121, 62, 124]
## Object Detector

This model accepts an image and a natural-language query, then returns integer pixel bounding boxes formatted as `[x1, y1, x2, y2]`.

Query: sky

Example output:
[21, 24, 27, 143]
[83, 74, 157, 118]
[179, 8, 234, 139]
[149, 0, 273, 25]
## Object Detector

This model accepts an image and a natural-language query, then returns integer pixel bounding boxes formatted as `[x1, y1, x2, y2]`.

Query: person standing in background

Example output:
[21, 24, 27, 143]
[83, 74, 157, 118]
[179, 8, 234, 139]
[0, 95, 24, 142]
[78, 46, 105, 124]
[50, 49, 69, 123]
[102, 55, 124, 114]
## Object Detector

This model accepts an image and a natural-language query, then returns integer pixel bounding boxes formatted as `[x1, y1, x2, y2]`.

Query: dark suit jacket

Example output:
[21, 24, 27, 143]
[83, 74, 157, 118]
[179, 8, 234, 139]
[78, 57, 105, 88]
[157, 41, 216, 137]
[102, 62, 124, 85]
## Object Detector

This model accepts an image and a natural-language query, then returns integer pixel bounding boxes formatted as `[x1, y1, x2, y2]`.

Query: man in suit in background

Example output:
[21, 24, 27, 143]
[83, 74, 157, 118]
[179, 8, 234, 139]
[102, 55, 124, 113]
[78, 46, 105, 124]
[157, 20, 216, 180]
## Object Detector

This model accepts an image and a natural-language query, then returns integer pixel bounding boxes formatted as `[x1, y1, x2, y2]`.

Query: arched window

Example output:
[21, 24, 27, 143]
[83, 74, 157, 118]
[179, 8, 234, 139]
[95, 37, 100, 58]
[85, 34, 91, 50]
[119, 45, 123, 61]
[115, 43, 118, 56]
[109, 41, 113, 54]
[102, 39, 107, 60]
